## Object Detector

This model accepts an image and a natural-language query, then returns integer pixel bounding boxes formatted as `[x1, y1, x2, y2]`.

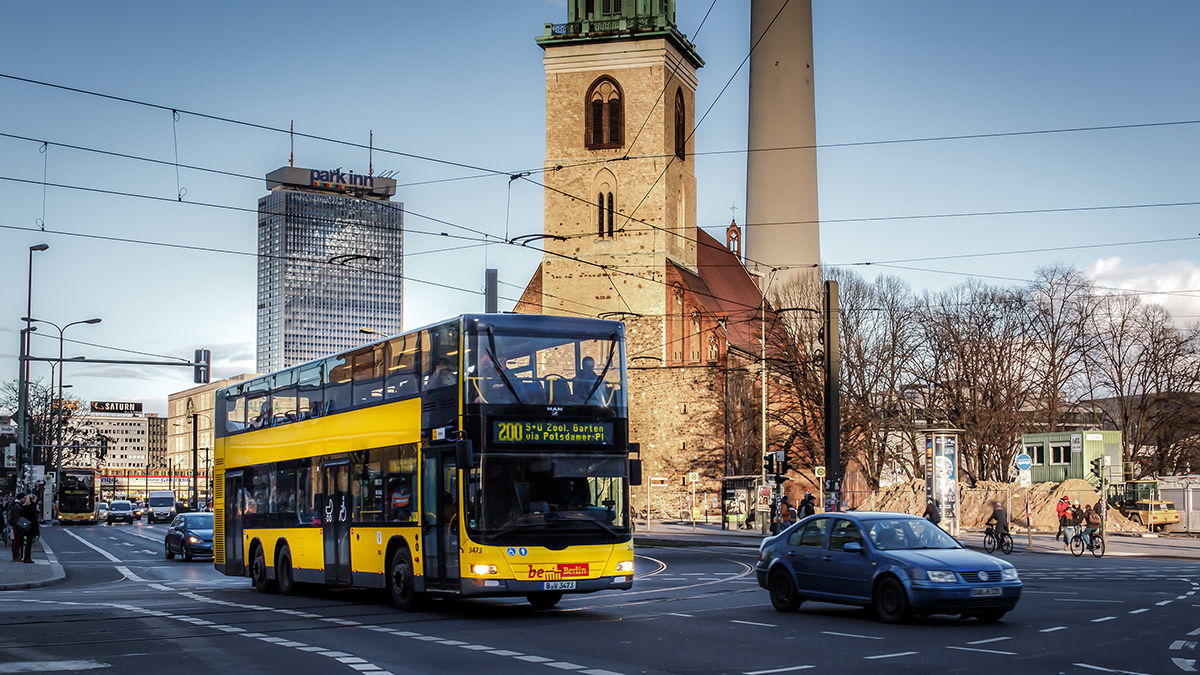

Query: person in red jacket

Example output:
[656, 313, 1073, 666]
[1055, 496, 1071, 542]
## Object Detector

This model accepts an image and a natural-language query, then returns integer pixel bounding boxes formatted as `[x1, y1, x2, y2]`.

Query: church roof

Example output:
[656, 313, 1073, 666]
[670, 228, 764, 352]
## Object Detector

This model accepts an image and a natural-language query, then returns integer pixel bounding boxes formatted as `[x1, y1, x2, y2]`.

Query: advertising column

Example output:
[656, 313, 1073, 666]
[924, 429, 962, 537]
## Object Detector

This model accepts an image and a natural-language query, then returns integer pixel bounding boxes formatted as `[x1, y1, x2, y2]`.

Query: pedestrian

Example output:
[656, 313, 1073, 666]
[19, 494, 39, 563]
[798, 493, 816, 519]
[8, 494, 26, 562]
[923, 498, 942, 525]
[776, 496, 794, 532]
[1055, 495, 1070, 541]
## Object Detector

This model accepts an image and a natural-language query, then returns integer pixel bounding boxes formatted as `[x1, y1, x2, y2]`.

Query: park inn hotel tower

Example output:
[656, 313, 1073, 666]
[256, 166, 403, 374]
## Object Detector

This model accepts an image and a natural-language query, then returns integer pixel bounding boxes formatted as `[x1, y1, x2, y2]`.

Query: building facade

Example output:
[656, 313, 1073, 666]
[257, 166, 404, 374]
[168, 374, 257, 504]
[147, 413, 167, 472]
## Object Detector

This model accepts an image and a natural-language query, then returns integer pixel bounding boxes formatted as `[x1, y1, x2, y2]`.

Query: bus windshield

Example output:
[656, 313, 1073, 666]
[60, 472, 95, 514]
[467, 330, 625, 414]
[467, 453, 628, 545]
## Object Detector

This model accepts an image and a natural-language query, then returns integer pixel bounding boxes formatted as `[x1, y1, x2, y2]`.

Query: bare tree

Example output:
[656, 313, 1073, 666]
[0, 379, 110, 468]
[1027, 265, 1098, 431]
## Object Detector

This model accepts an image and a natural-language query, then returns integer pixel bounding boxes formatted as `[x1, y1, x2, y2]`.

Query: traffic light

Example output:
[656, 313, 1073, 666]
[779, 457, 790, 475]
[764, 456, 775, 474]
[194, 349, 211, 384]
[1090, 457, 1102, 478]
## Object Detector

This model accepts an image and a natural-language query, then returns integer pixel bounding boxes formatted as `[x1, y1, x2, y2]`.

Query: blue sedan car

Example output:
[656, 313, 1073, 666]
[756, 512, 1021, 623]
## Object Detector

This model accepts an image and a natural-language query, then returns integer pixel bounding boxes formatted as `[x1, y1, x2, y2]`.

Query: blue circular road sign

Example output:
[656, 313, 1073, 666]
[1015, 453, 1033, 471]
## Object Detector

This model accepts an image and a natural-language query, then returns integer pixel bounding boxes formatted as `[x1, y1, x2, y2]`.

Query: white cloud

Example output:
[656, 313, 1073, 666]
[1086, 257, 1200, 322]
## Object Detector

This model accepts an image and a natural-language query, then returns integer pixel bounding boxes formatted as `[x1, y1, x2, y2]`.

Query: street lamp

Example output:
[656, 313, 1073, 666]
[16, 243, 48, 489]
[24, 316, 101, 486]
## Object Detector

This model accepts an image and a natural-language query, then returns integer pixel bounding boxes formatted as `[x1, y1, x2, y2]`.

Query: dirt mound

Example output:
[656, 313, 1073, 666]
[866, 479, 1138, 532]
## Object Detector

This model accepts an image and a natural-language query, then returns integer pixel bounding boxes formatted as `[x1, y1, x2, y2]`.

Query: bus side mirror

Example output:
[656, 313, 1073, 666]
[456, 439, 474, 469]
[629, 459, 643, 486]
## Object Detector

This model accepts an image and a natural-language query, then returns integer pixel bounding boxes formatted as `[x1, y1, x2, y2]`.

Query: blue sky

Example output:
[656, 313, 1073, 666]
[2, 1, 1198, 414]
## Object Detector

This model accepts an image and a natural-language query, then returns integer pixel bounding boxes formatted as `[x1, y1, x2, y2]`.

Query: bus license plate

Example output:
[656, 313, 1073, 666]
[543, 581, 576, 590]
[971, 587, 1002, 597]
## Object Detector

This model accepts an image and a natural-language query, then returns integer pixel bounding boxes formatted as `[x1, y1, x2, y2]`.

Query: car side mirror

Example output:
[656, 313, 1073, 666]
[843, 541, 864, 553]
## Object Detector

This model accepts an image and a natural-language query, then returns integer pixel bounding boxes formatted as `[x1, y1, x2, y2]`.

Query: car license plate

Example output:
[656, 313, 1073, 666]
[971, 587, 1002, 598]
[542, 581, 576, 590]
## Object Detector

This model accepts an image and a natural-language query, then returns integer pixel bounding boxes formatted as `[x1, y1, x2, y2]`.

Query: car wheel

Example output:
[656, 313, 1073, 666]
[526, 592, 563, 609]
[873, 577, 911, 624]
[277, 549, 295, 597]
[182, 543, 193, 562]
[165, 543, 175, 560]
[975, 611, 1006, 623]
[251, 546, 276, 594]
[387, 548, 422, 611]
[769, 570, 802, 612]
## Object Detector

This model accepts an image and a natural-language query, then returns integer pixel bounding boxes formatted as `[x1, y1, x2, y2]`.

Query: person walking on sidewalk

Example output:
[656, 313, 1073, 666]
[1055, 496, 1071, 541]
[18, 494, 39, 564]
[798, 493, 816, 519]
[8, 494, 26, 562]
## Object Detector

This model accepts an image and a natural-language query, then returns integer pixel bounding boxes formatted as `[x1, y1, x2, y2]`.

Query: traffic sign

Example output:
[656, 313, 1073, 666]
[1019, 469, 1032, 488]
[649, 476, 669, 487]
[1008, 466, 1019, 480]
[688, 472, 699, 483]
[1015, 453, 1033, 471]
[814, 466, 826, 478]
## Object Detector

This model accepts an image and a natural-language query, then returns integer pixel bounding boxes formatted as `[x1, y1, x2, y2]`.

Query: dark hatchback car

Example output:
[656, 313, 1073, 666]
[164, 512, 214, 561]
[757, 512, 1021, 623]
[107, 500, 135, 525]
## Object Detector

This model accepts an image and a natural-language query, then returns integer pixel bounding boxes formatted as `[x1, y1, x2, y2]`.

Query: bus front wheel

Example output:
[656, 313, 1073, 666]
[526, 592, 563, 610]
[388, 548, 422, 611]
[251, 546, 276, 594]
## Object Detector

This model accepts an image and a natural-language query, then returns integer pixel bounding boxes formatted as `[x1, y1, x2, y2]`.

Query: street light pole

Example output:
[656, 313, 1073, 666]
[16, 243, 48, 490]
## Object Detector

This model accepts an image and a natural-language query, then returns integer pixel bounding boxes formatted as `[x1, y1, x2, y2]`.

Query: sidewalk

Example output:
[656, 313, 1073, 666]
[633, 519, 1200, 561]
[0, 534, 66, 591]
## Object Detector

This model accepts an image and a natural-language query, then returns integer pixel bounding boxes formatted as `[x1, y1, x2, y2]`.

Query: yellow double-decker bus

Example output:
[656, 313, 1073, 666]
[57, 469, 98, 525]
[214, 314, 638, 610]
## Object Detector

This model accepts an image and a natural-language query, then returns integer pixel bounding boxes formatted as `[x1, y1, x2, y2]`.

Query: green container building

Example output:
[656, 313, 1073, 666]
[1019, 430, 1123, 485]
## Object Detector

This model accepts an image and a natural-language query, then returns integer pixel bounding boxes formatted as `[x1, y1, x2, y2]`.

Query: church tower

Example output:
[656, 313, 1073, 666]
[534, 1, 704, 359]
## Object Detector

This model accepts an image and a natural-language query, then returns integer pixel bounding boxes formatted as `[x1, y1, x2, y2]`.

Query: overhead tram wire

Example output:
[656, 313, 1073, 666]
[28, 330, 190, 363]
[869, 263, 1200, 301]
[834, 235, 1200, 268]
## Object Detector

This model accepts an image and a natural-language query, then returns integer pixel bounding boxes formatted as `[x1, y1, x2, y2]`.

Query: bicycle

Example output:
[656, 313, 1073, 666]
[983, 525, 1014, 554]
[1069, 529, 1105, 558]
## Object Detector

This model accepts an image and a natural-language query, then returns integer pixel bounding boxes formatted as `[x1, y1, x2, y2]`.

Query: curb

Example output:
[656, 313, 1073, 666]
[0, 538, 66, 591]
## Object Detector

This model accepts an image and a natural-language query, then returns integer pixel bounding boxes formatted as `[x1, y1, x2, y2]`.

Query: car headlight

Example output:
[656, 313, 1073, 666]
[187, 535, 201, 544]
[616, 560, 635, 573]
[471, 564, 497, 575]
[1001, 568, 1019, 581]
[927, 570, 957, 583]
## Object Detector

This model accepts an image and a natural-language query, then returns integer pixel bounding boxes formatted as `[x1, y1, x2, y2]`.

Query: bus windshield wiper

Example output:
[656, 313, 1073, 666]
[485, 328, 523, 404]
[583, 335, 618, 405]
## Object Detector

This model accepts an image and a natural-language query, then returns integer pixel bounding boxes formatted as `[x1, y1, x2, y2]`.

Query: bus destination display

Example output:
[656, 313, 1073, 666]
[493, 420, 613, 445]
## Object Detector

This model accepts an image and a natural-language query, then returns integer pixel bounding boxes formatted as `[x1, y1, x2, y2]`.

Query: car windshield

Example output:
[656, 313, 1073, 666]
[467, 330, 626, 414]
[111, 502, 131, 511]
[466, 453, 629, 544]
[149, 497, 173, 507]
[863, 518, 961, 550]
[184, 514, 213, 529]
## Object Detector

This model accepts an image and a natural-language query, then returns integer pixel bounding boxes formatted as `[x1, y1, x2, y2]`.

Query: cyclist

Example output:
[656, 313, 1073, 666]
[1083, 503, 1103, 549]
[985, 501, 1009, 542]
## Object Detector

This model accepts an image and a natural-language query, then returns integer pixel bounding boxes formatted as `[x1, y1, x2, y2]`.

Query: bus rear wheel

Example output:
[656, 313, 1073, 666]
[251, 545, 276, 594]
[526, 592, 563, 610]
[277, 549, 296, 597]
[388, 548, 422, 611]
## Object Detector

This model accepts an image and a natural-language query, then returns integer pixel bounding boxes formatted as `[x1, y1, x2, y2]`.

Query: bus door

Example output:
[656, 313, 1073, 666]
[322, 461, 353, 585]
[421, 447, 460, 591]
[224, 471, 245, 576]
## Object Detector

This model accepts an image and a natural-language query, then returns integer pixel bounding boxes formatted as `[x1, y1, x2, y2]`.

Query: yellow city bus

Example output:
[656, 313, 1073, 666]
[214, 314, 638, 609]
[57, 468, 98, 525]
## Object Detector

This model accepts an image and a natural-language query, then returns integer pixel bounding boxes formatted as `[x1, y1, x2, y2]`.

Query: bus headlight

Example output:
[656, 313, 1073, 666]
[471, 564, 497, 575]
[616, 560, 634, 573]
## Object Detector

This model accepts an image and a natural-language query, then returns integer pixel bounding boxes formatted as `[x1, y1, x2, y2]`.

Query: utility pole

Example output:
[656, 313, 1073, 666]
[822, 281, 840, 513]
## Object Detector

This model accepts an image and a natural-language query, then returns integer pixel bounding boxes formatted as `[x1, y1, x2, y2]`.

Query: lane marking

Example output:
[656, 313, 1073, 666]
[115, 566, 147, 582]
[1172, 659, 1197, 673]
[0, 661, 110, 672]
[667, 613, 694, 617]
[731, 620, 777, 628]
[1158, 601, 1174, 606]
[1171, 641, 1197, 651]
[1128, 609, 1149, 614]
[1072, 663, 1150, 675]
[864, 652, 918, 660]
[1091, 617, 1116, 623]
[63, 530, 122, 562]
[1189, 628, 1200, 637]
[966, 637, 1012, 645]
[1055, 599, 1124, 603]
[946, 646, 1016, 655]
[743, 666, 815, 675]
[1040, 626, 1068, 633]
[821, 631, 883, 640]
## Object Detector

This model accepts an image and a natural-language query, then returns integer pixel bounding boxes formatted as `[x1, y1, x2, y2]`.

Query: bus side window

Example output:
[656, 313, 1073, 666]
[325, 355, 352, 414]
[273, 370, 298, 426]
[298, 364, 323, 421]
[423, 324, 459, 389]
[224, 388, 246, 433]
[385, 444, 418, 524]
[385, 334, 419, 399]
[352, 345, 384, 407]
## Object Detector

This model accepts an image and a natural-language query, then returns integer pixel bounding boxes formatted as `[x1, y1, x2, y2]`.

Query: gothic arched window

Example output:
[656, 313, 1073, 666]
[672, 287, 685, 363]
[593, 169, 617, 238]
[586, 76, 624, 149]
[674, 87, 686, 160]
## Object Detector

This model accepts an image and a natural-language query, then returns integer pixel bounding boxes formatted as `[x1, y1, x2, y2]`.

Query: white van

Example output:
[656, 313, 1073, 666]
[147, 491, 177, 524]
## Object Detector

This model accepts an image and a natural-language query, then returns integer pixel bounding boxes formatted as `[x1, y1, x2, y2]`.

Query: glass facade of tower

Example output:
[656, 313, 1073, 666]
[256, 188, 403, 374]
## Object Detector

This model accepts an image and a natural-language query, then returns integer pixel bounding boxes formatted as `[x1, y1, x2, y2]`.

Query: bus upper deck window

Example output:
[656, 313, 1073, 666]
[324, 355, 352, 414]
